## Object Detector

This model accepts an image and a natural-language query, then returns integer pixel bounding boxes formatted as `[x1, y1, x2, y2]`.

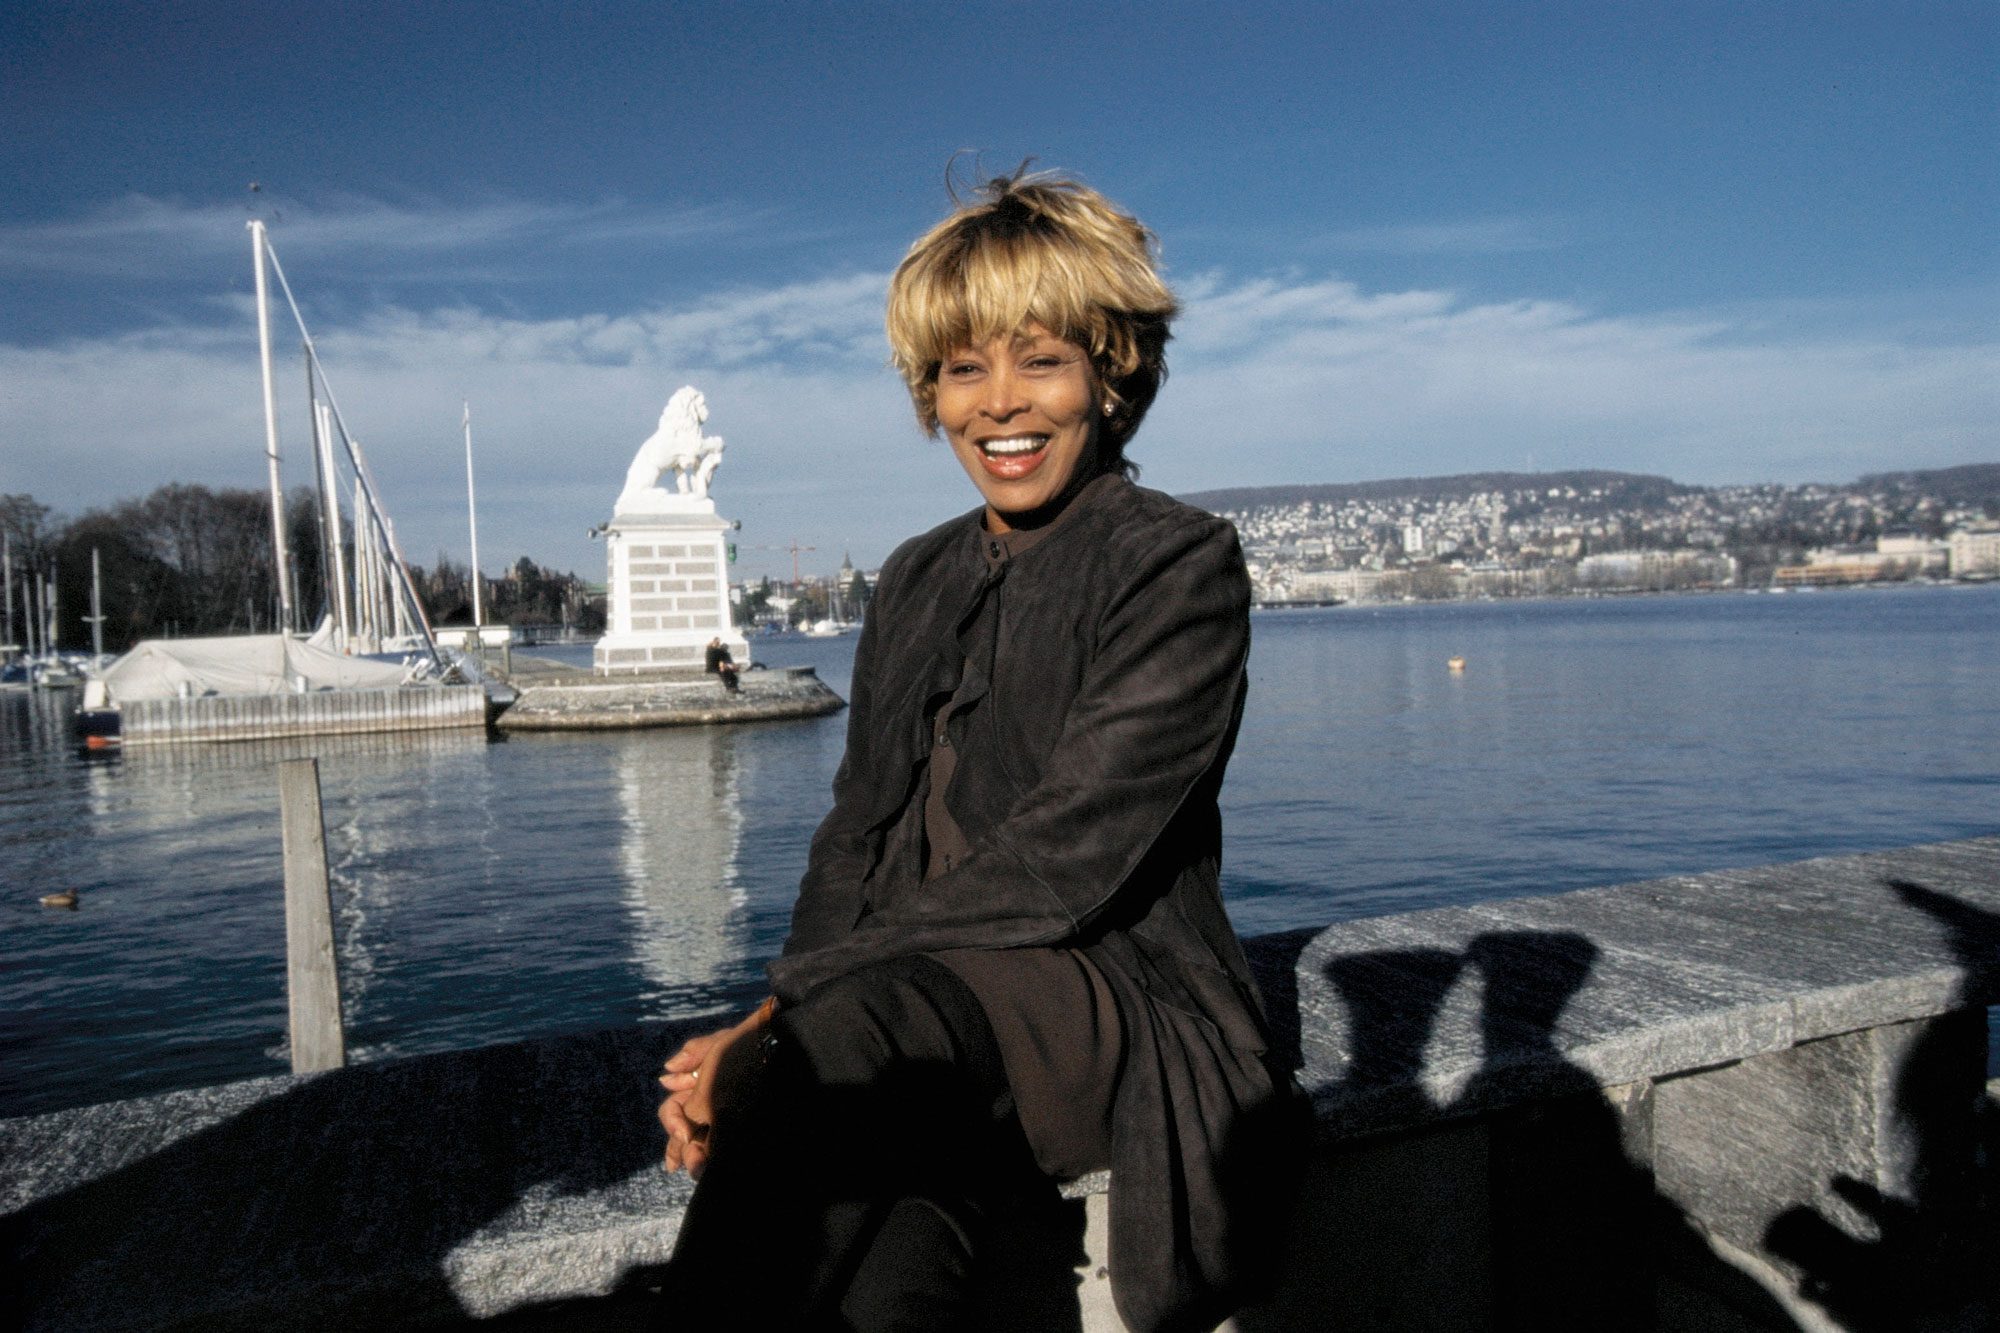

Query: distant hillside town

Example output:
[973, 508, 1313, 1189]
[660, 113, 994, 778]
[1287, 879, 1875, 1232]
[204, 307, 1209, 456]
[1180, 463, 2000, 604]
[730, 464, 2000, 631]
[9, 463, 1995, 653]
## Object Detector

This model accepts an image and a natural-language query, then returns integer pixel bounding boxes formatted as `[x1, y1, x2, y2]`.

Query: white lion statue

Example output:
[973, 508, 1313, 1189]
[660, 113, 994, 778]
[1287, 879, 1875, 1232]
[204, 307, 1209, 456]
[618, 386, 725, 508]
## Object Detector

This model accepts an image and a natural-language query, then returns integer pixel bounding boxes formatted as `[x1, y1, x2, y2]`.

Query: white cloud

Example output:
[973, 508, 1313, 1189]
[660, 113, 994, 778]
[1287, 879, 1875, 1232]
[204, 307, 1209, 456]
[314, 268, 888, 371]
[1136, 280, 1996, 494]
[3, 261, 1992, 582]
[0, 269, 945, 581]
[0, 193, 775, 280]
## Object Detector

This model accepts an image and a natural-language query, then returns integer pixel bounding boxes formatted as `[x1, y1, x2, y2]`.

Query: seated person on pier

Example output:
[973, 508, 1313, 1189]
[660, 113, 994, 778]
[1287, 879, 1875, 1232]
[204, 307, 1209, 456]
[703, 636, 739, 692]
[656, 170, 1295, 1333]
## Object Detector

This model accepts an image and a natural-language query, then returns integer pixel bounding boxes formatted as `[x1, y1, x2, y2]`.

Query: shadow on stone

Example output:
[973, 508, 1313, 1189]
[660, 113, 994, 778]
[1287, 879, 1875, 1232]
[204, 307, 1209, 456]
[1451, 931, 1655, 1323]
[1760, 878, 2000, 1332]
[1, 1025, 690, 1331]
[1240, 927, 1807, 1332]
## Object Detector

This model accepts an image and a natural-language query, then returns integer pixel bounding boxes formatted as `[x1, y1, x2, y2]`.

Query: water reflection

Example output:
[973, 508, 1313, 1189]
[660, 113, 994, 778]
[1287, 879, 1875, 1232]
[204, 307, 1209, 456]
[87, 728, 492, 830]
[62, 722, 750, 1076]
[89, 730, 502, 1061]
[610, 726, 746, 1013]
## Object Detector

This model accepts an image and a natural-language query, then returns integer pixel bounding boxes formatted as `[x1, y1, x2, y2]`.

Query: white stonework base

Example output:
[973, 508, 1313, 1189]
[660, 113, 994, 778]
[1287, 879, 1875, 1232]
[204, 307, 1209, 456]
[593, 508, 746, 675]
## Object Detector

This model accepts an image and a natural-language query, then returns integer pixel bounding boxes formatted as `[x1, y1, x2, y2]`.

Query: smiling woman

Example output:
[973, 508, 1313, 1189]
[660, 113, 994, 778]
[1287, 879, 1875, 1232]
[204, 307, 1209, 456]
[887, 173, 1177, 492]
[934, 325, 1103, 526]
[653, 171, 1296, 1333]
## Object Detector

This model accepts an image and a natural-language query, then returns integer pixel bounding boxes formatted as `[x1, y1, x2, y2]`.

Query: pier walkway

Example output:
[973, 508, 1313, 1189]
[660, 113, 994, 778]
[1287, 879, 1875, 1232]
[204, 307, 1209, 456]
[4, 838, 1995, 1330]
[493, 658, 844, 730]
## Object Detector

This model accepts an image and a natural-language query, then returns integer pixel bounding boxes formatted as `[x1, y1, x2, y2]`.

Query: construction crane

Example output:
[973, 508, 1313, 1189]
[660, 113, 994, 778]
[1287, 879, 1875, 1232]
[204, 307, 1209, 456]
[744, 540, 818, 585]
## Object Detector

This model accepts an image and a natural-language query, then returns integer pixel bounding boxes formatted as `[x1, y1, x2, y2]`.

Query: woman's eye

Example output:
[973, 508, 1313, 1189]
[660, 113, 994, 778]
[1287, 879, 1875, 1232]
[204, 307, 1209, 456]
[1023, 356, 1062, 372]
[943, 362, 981, 380]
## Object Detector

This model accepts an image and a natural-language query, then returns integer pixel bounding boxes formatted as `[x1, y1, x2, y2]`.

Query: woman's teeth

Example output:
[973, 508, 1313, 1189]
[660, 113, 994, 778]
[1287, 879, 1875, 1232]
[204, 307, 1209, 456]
[982, 436, 1045, 456]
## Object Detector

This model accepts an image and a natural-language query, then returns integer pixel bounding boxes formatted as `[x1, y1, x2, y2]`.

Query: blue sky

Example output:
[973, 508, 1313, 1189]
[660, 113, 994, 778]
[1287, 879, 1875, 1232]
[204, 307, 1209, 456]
[3, 2, 1993, 581]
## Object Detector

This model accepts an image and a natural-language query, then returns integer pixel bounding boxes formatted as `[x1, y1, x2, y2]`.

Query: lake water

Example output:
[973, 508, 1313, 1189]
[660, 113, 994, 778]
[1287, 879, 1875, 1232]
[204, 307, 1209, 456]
[4, 583, 1996, 1118]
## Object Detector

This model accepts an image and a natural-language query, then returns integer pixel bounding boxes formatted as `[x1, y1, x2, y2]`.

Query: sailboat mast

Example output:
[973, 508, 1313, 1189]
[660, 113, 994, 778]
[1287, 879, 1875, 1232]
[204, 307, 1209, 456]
[356, 480, 376, 644]
[257, 226, 444, 670]
[354, 479, 377, 644]
[25, 563, 40, 659]
[464, 401, 484, 627]
[3, 533, 14, 657]
[365, 501, 389, 641]
[312, 393, 353, 648]
[87, 548, 104, 661]
[250, 220, 295, 634]
[304, 347, 333, 633]
[320, 404, 353, 646]
[375, 525, 391, 637]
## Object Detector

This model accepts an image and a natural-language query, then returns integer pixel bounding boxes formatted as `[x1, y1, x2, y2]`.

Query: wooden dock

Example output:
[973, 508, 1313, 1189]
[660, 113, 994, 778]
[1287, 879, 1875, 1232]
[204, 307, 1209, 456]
[119, 685, 492, 745]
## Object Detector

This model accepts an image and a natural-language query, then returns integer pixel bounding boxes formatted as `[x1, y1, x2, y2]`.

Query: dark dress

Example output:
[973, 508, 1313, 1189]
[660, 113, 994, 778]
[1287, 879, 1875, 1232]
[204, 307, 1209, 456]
[678, 475, 1295, 1333]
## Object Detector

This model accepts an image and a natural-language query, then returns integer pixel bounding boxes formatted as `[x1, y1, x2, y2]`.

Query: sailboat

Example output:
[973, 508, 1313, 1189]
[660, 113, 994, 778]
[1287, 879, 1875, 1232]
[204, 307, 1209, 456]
[74, 221, 512, 746]
[0, 539, 91, 688]
[804, 559, 859, 636]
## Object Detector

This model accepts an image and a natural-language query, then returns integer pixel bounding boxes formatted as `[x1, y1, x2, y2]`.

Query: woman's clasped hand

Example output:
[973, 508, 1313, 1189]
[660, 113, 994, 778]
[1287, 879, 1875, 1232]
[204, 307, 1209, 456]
[657, 997, 775, 1177]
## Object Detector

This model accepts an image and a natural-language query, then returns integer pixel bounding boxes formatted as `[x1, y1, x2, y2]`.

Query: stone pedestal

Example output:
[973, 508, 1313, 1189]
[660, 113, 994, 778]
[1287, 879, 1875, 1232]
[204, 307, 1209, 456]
[592, 501, 746, 674]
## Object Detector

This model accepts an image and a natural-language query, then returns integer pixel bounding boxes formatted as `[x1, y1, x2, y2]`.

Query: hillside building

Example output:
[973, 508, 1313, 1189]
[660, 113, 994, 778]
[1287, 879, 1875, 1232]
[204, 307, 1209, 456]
[1949, 527, 2000, 578]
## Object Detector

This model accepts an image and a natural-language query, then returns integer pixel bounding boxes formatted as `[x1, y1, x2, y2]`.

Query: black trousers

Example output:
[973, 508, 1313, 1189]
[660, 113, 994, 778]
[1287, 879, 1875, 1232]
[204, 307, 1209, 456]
[664, 955, 1045, 1332]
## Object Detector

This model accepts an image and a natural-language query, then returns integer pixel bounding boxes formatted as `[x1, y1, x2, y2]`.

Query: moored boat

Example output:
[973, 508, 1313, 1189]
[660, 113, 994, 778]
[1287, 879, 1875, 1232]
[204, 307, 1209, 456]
[74, 635, 508, 746]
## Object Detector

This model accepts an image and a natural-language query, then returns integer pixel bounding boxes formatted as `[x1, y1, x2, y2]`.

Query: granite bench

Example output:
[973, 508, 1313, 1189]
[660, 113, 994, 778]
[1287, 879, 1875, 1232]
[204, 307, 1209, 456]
[4, 837, 1995, 1330]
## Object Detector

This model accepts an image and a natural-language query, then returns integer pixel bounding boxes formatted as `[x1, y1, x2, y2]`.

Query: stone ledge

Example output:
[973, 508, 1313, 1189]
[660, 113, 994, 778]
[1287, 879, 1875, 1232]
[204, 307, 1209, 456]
[4, 837, 1995, 1330]
[1289, 838, 1999, 1140]
[2, 1026, 698, 1331]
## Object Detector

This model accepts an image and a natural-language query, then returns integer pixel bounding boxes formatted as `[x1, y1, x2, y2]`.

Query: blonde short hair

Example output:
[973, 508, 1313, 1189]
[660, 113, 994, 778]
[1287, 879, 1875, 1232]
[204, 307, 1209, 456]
[886, 170, 1178, 468]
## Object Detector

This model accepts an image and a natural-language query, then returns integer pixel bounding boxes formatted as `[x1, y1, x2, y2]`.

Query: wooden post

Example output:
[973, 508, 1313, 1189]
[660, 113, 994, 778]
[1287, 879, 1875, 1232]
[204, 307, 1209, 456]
[279, 757, 346, 1073]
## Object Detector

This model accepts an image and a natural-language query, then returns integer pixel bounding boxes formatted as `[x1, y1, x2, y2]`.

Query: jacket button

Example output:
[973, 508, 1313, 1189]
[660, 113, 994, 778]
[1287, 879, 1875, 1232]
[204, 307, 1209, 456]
[987, 541, 1002, 559]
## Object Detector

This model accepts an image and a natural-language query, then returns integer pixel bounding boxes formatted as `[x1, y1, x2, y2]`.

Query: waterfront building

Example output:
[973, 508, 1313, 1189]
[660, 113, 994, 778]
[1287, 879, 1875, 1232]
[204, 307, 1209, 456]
[1948, 526, 2000, 579]
[1289, 567, 1384, 603]
[1873, 533, 1950, 575]
[1782, 534, 1951, 586]
[1775, 561, 1881, 587]
[1576, 550, 1737, 591]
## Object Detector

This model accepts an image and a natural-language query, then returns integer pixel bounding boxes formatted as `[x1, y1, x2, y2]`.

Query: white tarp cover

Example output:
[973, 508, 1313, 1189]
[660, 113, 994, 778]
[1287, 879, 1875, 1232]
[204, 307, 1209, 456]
[101, 636, 412, 703]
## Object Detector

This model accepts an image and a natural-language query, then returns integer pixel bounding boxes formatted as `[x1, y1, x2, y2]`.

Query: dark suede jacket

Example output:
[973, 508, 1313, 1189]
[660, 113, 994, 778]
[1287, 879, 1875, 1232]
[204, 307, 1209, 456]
[768, 476, 1289, 1333]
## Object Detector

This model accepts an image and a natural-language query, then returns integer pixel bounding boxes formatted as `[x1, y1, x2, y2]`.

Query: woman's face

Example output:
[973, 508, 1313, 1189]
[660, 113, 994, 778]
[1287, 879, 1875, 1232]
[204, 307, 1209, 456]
[935, 325, 1102, 532]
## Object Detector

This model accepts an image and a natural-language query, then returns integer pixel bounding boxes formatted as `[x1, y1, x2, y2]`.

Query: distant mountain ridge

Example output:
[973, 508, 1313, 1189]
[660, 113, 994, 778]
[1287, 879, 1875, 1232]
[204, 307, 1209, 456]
[1179, 463, 1999, 514]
